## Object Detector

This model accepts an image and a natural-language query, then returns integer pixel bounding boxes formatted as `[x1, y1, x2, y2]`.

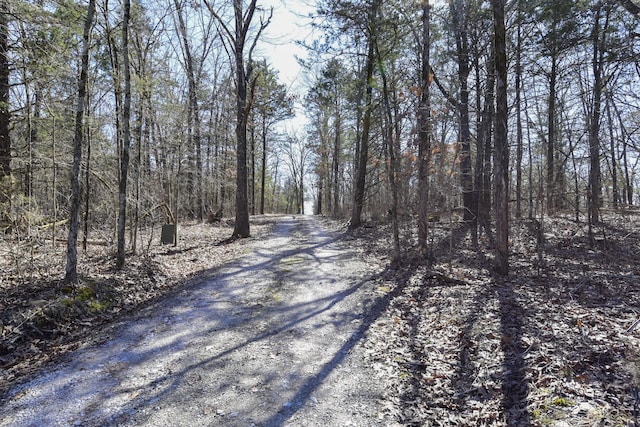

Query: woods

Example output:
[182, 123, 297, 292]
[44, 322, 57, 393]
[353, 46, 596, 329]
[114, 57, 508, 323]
[0, 0, 637, 272]
[1, 0, 640, 422]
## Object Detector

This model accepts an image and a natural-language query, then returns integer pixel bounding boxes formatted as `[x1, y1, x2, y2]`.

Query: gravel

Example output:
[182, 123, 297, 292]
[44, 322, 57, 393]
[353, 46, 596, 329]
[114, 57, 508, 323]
[0, 216, 392, 427]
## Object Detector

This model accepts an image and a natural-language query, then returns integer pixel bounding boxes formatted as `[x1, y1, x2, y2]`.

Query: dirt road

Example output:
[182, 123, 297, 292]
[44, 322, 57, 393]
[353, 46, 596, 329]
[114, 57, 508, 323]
[1, 216, 391, 427]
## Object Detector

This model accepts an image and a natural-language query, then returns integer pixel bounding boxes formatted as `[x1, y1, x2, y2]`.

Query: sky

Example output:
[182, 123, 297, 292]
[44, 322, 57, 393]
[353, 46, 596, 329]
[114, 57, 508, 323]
[256, 0, 320, 212]
[259, 0, 316, 91]
[257, 0, 318, 135]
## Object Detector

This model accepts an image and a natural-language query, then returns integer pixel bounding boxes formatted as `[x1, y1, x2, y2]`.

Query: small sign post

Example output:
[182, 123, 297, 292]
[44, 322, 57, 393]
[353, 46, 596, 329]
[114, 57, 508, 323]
[161, 224, 176, 245]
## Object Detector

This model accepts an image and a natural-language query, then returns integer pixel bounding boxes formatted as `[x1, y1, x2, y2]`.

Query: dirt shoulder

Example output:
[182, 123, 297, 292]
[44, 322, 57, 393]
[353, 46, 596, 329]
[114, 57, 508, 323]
[1, 215, 393, 426]
[0, 216, 279, 397]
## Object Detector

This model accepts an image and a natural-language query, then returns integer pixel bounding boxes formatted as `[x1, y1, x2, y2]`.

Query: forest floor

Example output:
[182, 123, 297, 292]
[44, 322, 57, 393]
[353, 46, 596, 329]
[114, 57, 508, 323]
[1, 211, 640, 426]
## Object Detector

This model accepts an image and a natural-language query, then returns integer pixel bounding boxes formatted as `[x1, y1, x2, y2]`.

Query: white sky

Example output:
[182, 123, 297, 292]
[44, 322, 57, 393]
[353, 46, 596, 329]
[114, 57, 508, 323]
[258, 0, 316, 90]
[257, 0, 318, 135]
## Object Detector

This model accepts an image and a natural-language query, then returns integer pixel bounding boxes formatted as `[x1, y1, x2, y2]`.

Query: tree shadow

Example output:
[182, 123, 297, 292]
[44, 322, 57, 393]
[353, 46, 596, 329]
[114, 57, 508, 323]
[0, 216, 411, 426]
[495, 281, 531, 426]
[391, 228, 533, 425]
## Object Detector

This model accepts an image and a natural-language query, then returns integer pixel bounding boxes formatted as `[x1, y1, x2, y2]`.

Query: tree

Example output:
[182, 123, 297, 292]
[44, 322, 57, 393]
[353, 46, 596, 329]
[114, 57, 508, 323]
[249, 61, 293, 215]
[306, 58, 348, 218]
[417, 0, 431, 256]
[450, 0, 474, 223]
[283, 134, 312, 214]
[492, 0, 509, 275]
[514, 0, 524, 219]
[205, 0, 271, 239]
[534, 0, 583, 213]
[0, 0, 10, 180]
[116, 0, 132, 269]
[173, 0, 216, 222]
[587, 1, 610, 227]
[65, 0, 96, 283]
[349, 0, 380, 230]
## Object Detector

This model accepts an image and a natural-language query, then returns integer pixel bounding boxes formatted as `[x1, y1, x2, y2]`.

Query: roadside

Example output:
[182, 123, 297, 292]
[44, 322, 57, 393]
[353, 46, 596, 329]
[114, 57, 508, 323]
[2, 212, 640, 426]
[0, 216, 278, 396]
[1, 215, 393, 426]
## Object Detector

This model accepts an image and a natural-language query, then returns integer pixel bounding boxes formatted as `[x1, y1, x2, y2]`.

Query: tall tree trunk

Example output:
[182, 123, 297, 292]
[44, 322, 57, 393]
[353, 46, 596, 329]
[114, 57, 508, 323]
[349, 1, 378, 230]
[250, 118, 255, 215]
[174, 0, 203, 221]
[588, 2, 606, 225]
[332, 112, 341, 218]
[0, 0, 10, 180]
[82, 119, 91, 252]
[65, 0, 96, 283]
[547, 54, 557, 214]
[116, 0, 132, 269]
[492, 0, 509, 276]
[515, 2, 524, 219]
[615, 104, 634, 205]
[451, 0, 473, 223]
[377, 43, 400, 259]
[204, 0, 269, 236]
[260, 113, 267, 215]
[473, 52, 495, 243]
[417, 0, 431, 256]
[606, 97, 618, 208]
[232, 3, 251, 237]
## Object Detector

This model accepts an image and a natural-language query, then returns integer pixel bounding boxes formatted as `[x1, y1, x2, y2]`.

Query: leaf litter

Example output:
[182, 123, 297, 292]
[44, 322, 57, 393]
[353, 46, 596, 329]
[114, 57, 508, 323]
[0, 216, 276, 398]
[346, 211, 640, 426]
[1, 211, 640, 426]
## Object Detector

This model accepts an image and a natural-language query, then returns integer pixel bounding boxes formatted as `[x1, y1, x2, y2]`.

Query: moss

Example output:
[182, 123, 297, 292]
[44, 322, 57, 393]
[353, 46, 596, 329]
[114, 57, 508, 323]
[552, 397, 574, 407]
[87, 299, 110, 313]
[75, 286, 96, 302]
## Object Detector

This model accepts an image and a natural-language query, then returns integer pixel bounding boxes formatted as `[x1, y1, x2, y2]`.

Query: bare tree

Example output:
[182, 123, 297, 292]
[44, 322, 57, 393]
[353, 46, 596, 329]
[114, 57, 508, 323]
[349, 0, 379, 230]
[65, 0, 96, 283]
[417, 0, 432, 256]
[205, 0, 271, 239]
[492, 0, 509, 275]
[0, 0, 10, 180]
[450, 0, 473, 223]
[116, 0, 132, 269]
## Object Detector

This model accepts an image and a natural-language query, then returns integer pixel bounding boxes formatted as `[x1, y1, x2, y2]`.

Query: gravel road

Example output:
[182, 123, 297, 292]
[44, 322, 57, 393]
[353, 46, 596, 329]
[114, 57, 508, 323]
[0, 216, 391, 427]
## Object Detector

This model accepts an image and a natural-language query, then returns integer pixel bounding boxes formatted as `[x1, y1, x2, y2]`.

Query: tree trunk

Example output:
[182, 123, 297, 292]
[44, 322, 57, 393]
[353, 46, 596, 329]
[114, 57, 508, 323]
[377, 42, 400, 260]
[82, 119, 91, 252]
[417, 0, 431, 256]
[606, 97, 618, 208]
[232, 6, 251, 238]
[588, 2, 606, 225]
[116, 0, 132, 269]
[204, 0, 269, 236]
[473, 52, 495, 243]
[332, 112, 341, 218]
[492, 0, 509, 276]
[547, 54, 557, 213]
[65, 0, 96, 283]
[0, 0, 10, 179]
[349, 1, 378, 230]
[250, 117, 255, 215]
[515, 3, 524, 219]
[174, 0, 203, 221]
[451, 0, 473, 223]
[260, 113, 267, 215]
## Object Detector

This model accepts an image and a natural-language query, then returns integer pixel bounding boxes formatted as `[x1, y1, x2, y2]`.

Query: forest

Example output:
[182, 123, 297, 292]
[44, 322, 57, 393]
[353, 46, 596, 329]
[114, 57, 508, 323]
[1, 0, 640, 424]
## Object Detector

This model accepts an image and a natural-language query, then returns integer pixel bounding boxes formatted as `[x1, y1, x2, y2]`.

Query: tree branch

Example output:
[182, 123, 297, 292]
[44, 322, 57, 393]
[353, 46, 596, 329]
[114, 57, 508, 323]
[430, 66, 458, 109]
[203, 0, 234, 42]
[613, 0, 640, 17]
